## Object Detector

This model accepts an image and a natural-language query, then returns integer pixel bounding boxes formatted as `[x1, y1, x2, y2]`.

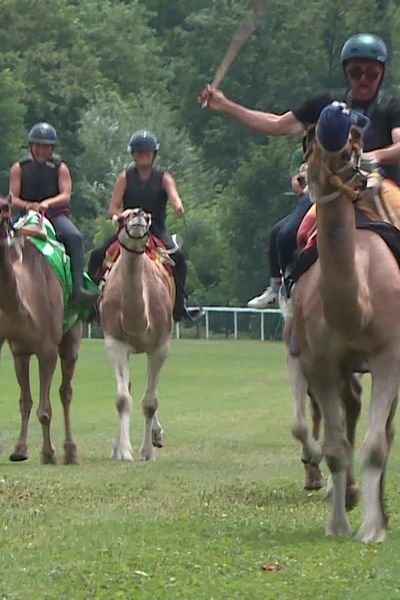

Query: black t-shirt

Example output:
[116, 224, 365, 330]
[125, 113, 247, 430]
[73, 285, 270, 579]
[293, 89, 400, 183]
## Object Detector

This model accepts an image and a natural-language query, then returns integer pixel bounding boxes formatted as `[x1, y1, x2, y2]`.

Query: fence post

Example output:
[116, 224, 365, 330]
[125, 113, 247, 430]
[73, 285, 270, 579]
[176, 322, 180, 340]
[261, 312, 264, 341]
[233, 311, 238, 340]
[87, 323, 92, 339]
[205, 310, 209, 340]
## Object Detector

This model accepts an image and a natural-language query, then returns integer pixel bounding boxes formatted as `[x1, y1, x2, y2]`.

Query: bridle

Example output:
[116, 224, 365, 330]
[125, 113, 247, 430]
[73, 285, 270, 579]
[118, 214, 150, 255]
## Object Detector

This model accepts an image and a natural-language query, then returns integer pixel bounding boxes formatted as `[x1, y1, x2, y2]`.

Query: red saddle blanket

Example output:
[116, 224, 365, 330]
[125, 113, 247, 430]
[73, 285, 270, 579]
[100, 235, 173, 286]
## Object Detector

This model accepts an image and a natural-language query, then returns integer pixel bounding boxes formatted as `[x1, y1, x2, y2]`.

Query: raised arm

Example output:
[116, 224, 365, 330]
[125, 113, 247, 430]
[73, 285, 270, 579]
[198, 86, 304, 136]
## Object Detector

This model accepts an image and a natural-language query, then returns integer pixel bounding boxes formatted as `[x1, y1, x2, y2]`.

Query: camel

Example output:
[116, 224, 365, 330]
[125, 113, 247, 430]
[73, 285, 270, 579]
[100, 208, 175, 462]
[292, 103, 400, 543]
[0, 198, 81, 464]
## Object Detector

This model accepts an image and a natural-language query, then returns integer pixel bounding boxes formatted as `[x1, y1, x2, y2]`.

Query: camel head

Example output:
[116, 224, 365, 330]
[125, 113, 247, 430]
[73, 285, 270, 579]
[308, 103, 370, 206]
[0, 195, 11, 240]
[116, 208, 152, 254]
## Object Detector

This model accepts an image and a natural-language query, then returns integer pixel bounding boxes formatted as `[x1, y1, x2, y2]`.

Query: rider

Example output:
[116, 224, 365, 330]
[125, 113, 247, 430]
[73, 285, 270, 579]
[200, 33, 400, 306]
[248, 146, 311, 308]
[9, 122, 100, 309]
[88, 129, 204, 322]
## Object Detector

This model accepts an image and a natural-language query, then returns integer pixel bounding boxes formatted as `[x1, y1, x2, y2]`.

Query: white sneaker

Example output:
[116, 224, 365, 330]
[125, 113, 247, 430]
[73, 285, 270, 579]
[247, 286, 278, 309]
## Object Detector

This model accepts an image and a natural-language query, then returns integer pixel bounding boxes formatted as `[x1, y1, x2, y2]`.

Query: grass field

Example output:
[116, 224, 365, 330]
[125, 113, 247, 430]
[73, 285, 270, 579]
[0, 339, 400, 599]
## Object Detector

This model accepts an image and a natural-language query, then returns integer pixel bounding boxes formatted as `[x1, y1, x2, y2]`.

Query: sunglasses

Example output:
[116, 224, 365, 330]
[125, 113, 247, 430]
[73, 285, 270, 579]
[346, 66, 381, 82]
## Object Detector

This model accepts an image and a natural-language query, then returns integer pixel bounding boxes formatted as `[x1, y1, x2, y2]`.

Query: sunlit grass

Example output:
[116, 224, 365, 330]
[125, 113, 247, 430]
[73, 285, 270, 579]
[0, 339, 399, 599]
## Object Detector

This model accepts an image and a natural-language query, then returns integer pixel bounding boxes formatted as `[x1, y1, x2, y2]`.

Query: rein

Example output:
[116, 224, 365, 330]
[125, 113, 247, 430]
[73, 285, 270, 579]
[312, 136, 367, 205]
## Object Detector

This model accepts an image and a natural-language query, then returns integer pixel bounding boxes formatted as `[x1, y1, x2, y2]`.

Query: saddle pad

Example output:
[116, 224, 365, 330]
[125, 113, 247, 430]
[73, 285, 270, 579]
[14, 211, 99, 331]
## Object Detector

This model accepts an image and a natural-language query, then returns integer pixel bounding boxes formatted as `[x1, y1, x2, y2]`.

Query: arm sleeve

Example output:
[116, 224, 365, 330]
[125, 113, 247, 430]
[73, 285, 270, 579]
[292, 92, 333, 127]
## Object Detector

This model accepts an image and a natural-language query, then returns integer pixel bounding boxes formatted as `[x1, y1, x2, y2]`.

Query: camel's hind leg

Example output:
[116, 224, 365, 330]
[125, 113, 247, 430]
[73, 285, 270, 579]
[340, 373, 362, 510]
[10, 353, 33, 462]
[58, 323, 82, 465]
[37, 349, 58, 464]
[139, 343, 170, 462]
[357, 353, 400, 543]
[105, 336, 134, 461]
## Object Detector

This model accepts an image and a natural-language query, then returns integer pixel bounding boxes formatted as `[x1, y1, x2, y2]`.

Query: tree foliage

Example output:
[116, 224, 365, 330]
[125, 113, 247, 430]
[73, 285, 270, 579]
[1, 0, 400, 303]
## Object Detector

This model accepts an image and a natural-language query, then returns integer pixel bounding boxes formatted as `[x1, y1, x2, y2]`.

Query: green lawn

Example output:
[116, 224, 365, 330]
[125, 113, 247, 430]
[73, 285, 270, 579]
[0, 339, 400, 599]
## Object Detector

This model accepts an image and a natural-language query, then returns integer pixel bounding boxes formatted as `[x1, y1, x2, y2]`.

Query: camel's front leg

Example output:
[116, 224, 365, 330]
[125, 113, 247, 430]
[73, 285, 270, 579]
[305, 362, 352, 537]
[139, 344, 169, 461]
[10, 353, 33, 462]
[37, 349, 58, 464]
[357, 353, 400, 543]
[105, 336, 134, 461]
[58, 323, 81, 465]
[288, 353, 323, 488]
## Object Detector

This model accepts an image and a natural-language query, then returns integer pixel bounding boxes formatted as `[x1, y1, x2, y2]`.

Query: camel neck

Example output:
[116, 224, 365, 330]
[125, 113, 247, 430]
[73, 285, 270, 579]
[317, 197, 370, 334]
[120, 250, 149, 334]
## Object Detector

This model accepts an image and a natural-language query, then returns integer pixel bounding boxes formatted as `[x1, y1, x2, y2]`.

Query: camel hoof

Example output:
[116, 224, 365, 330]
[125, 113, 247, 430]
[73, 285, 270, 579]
[112, 446, 134, 462]
[64, 443, 79, 465]
[356, 522, 386, 544]
[152, 429, 165, 448]
[345, 484, 359, 511]
[326, 518, 352, 538]
[304, 464, 324, 490]
[41, 451, 57, 465]
[139, 447, 155, 462]
[9, 452, 28, 462]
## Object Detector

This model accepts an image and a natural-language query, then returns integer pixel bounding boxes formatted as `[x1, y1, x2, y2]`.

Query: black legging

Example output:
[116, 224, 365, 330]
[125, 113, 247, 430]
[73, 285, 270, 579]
[50, 213, 86, 285]
[269, 194, 312, 277]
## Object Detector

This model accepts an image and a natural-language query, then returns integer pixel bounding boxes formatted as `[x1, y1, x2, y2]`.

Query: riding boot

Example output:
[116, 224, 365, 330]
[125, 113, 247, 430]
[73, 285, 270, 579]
[172, 250, 204, 322]
[70, 258, 100, 309]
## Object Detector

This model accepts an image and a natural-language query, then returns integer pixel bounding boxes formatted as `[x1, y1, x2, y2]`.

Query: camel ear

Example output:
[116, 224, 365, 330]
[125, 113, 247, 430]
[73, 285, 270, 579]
[112, 214, 125, 231]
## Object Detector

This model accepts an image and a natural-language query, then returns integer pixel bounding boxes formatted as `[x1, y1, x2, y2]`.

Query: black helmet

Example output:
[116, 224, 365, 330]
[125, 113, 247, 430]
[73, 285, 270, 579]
[128, 129, 159, 153]
[341, 33, 387, 65]
[28, 122, 58, 145]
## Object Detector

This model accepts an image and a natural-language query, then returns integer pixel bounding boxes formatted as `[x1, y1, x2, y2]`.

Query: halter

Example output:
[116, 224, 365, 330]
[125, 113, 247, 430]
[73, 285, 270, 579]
[118, 219, 150, 255]
[311, 133, 367, 205]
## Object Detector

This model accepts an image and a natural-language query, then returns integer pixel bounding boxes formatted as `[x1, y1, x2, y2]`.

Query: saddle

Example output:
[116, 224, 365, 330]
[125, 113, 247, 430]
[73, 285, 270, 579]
[289, 172, 400, 285]
[99, 234, 174, 289]
[13, 211, 99, 331]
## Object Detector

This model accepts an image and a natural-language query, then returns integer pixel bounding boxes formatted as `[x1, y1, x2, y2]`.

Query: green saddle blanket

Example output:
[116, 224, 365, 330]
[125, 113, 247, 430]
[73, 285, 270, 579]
[14, 212, 99, 332]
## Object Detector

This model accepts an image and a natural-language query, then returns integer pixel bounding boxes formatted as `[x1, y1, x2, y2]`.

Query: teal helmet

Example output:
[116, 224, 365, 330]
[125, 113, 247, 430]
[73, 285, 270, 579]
[28, 122, 58, 145]
[128, 129, 159, 153]
[340, 33, 387, 65]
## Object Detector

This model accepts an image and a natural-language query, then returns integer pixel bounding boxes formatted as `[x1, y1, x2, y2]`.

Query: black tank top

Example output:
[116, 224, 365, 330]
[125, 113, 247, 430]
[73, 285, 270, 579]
[19, 157, 69, 217]
[123, 166, 167, 232]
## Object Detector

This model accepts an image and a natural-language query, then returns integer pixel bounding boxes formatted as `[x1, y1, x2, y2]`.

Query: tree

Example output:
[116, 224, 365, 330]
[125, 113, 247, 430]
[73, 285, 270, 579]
[0, 70, 26, 192]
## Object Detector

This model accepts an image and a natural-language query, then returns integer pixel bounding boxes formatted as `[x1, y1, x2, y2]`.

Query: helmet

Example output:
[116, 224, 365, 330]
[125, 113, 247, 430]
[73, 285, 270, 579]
[128, 129, 159, 153]
[340, 33, 387, 65]
[28, 122, 58, 145]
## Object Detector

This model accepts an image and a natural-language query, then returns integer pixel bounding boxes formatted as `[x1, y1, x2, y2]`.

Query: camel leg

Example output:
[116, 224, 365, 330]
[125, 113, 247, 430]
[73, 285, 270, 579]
[59, 324, 81, 465]
[305, 362, 352, 537]
[304, 395, 324, 490]
[37, 350, 58, 464]
[288, 353, 323, 488]
[357, 354, 400, 543]
[105, 336, 134, 461]
[340, 374, 362, 510]
[139, 344, 169, 462]
[10, 353, 33, 461]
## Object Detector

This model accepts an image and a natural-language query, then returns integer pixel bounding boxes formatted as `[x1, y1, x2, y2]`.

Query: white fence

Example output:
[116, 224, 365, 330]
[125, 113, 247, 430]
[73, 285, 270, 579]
[175, 306, 282, 341]
[85, 306, 283, 341]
